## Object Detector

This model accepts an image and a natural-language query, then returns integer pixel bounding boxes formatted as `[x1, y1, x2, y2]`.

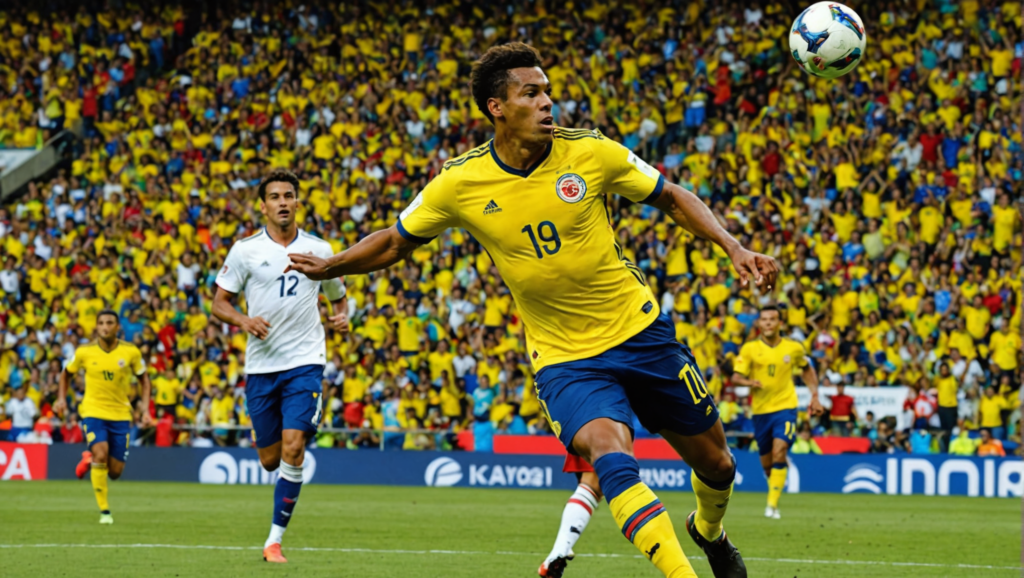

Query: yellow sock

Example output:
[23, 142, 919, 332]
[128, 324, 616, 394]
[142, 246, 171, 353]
[767, 466, 788, 509]
[609, 482, 697, 578]
[690, 470, 733, 542]
[91, 464, 110, 512]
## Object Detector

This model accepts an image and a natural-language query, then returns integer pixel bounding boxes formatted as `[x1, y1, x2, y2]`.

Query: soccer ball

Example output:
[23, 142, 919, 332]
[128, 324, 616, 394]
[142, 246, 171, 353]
[789, 2, 867, 79]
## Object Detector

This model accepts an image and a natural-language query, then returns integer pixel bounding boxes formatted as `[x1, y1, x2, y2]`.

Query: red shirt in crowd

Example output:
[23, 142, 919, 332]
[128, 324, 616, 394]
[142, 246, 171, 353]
[82, 86, 98, 118]
[905, 392, 937, 420]
[155, 414, 175, 447]
[762, 149, 781, 177]
[830, 393, 855, 421]
[919, 132, 942, 163]
[60, 423, 84, 444]
[982, 293, 1003, 315]
[343, 401, 365, 428]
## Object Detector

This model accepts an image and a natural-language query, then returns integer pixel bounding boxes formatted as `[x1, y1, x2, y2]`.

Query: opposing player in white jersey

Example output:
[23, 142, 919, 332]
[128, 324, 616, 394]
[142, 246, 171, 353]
[212, 169, 348, 564]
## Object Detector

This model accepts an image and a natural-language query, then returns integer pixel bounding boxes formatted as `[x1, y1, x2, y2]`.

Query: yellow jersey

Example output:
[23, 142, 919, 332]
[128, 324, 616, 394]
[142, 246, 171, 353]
[733, 338, 808, 415]
[153, 375, 182, 406]
[935, 375, 958, 408]
[427, 351, 455, 382]
[66, 341, 145, 421]
[396, 315, 424, 352]
[398, 128, 663, 370]
[979, 395, 1008, 428]
[209, 395, 235, 426]
[989, 331, 1022, 371]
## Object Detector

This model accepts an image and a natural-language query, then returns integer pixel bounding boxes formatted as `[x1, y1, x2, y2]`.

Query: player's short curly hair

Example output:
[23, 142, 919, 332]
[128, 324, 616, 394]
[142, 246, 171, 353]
[258, 169, 300, 201]
[96, 309, 119, 323]
[471, 42, 543, 124]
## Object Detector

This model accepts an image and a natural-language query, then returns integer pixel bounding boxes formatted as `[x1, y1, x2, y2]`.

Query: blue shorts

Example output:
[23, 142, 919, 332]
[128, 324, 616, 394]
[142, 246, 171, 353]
[536, 314, 719, 451]
[752, 409, 798, 456]
[246, 364, 324, 449]
[684, 106, 706, 127]
[81, 418, 131, 462]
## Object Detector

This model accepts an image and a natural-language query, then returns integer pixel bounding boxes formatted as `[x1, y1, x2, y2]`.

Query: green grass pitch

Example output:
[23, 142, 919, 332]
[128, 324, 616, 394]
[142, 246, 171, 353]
[0, 481, 1019, 577]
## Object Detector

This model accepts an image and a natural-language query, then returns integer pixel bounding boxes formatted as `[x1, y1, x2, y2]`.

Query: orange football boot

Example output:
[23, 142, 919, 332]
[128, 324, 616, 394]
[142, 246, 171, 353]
[75, 451, 93, 479]
[263, 543, 288, 563]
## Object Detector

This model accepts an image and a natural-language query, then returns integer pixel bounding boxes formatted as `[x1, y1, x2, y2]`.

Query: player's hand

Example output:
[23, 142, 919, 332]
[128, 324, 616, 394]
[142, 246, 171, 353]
[808, 394, 825, 416]
[139, 412, 155, 428]
[748, 380, 764, 389]
[728, 246, 779, 292]
[242, 316, 271, 340]
[52, 398, 67, 417]
[285, 252, 332, 280]
[328, 309, 349, 335]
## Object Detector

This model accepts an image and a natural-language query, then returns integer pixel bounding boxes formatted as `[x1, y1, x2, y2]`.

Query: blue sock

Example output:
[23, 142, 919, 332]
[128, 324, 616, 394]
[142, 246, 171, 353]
[272, 461, 303, 528]
[592, 452, 641, 502]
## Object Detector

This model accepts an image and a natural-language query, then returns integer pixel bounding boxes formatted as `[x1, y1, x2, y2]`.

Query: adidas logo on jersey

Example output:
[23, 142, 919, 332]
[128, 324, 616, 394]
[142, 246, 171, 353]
[483, 200, 502, 215]
[260, 261, 270, 267]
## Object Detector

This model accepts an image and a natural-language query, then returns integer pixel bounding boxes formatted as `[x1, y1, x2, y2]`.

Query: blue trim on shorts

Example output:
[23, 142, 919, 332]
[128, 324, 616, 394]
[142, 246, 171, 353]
[752, 408, 798, 456]
[246, 364, 325, 449]
[535, 314, 719, 452]
[81, 418, 131, 462]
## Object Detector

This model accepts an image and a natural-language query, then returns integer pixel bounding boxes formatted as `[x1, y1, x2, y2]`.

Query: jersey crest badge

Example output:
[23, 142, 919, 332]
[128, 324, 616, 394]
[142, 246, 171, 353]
[556, 173, 587, 204]
[118, 359, 126, 368]
[783, 355, 791, 363]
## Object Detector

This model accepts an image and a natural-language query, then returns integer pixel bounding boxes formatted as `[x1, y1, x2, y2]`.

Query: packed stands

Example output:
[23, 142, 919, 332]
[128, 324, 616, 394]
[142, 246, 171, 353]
[0, 0, 1021, 456]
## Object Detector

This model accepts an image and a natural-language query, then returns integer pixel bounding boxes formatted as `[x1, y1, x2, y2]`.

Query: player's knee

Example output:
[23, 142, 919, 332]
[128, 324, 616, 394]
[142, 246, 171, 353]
[259, 455, 281, 471]
[699, 452, 736, 482]
[281, 441, 305, 465]
[772, 449, 788, 465]
[573, 421, 632, 464]
[581, 471, 602, 499]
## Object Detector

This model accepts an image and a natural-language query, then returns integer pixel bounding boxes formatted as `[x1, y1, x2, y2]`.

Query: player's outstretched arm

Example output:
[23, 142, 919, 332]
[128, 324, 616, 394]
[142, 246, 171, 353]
[138, 371, 154, 427]
[286, 226, 417, 280]
[649, 182, 779, 291]
[803, 363, 824, 416]
[54, 369, 71, 416]
[211, 286, 271, 339]
[327, 298, 350, 335]
[730, 373, 762, 389]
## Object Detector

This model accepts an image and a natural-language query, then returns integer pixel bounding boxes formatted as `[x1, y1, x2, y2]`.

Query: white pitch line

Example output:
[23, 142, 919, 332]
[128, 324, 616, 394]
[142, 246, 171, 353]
[0, 544, 1019, 572]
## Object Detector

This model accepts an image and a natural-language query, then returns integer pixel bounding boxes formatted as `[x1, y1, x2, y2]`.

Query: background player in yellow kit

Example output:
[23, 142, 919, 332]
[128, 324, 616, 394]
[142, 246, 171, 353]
[55, 310, 151, 524]
[731, 305, 822, 520]
[286, 43, 778, 578]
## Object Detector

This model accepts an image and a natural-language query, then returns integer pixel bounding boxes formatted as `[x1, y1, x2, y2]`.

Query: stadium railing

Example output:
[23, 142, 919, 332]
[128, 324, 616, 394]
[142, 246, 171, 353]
[159, 424, 754, 452]
[168, 423, 461, 451]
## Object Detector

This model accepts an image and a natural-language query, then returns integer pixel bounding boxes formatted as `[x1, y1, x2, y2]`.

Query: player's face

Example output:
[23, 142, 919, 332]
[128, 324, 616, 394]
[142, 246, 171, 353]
[496, 67, 554, 145]
[96, 315, 119, 341]
[261, 181, 298, 228]
[758, 310, 780, 338]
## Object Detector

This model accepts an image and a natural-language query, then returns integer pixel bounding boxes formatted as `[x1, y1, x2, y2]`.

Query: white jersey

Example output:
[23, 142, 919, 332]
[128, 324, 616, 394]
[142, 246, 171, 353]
[215, 228, 345, 374]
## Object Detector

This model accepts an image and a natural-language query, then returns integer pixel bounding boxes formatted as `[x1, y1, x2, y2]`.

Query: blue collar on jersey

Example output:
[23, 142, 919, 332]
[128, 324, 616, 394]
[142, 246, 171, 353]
[264, 227, 300, 247]
[489, 139, 552, 178]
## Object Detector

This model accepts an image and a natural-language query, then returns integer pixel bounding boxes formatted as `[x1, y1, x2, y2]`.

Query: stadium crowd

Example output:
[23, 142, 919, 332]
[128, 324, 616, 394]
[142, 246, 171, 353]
[0, 0, 1021, 458]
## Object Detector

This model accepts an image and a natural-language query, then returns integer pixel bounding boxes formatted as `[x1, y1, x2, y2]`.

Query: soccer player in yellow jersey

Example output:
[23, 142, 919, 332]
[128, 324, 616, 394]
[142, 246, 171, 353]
[731, 306, 822, 520]
[287, 43, 778, 578]
[55, 310, 151, 525]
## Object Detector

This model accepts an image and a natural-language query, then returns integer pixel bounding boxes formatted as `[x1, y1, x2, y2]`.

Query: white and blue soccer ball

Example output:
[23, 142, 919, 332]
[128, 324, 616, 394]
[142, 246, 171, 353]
[789, 2, 867, 79]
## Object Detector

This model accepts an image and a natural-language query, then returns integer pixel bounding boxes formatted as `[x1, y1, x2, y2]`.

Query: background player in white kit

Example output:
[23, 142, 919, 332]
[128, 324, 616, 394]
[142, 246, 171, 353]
[212, 169, 348, 564]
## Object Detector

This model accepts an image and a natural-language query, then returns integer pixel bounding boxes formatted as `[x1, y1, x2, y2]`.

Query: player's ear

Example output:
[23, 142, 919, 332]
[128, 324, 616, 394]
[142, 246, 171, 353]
[487, 97, 504, 121]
